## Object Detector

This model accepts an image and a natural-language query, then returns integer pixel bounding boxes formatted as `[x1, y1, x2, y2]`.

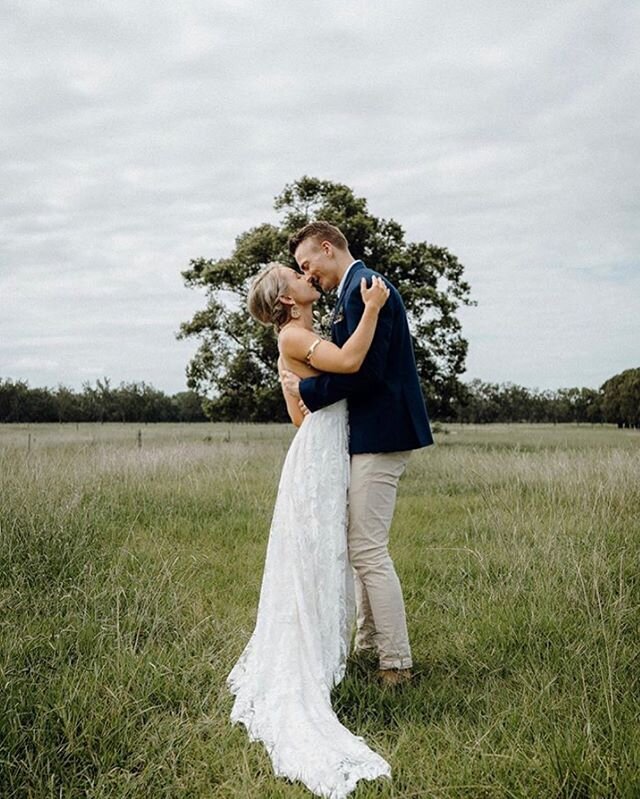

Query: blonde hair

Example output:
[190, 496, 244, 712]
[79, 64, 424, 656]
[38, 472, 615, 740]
[247, 262, 293, 333]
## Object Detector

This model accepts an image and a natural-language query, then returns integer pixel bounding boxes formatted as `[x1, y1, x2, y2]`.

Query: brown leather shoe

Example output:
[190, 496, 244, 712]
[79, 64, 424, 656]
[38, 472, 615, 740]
[377, 668, 413, 687]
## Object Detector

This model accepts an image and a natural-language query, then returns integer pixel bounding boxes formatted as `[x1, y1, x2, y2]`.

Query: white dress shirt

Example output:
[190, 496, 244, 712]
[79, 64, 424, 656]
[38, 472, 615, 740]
[335, 260, 360, 300]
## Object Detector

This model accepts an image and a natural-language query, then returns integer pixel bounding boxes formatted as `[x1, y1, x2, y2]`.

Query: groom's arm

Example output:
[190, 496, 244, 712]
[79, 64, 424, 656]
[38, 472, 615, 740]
[299, 278, 396, 412]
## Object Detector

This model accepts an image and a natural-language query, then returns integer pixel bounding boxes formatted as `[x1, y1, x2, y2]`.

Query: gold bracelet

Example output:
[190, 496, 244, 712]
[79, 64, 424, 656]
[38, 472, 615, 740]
[305, 338, 322, 366]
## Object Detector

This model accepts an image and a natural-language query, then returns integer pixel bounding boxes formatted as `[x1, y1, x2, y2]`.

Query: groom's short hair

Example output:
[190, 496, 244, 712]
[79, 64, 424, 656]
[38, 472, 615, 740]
[288, 221, 348, 255]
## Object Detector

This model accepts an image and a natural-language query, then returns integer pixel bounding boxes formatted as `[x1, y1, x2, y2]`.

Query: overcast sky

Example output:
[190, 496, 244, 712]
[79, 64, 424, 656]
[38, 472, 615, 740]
[1, 0, 638, 396]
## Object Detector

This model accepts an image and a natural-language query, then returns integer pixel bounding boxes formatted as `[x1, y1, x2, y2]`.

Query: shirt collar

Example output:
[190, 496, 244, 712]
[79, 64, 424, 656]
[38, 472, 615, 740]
[336, 260, 359, 299]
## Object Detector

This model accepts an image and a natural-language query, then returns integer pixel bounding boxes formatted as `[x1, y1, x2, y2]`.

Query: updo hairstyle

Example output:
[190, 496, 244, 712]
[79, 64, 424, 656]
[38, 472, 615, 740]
[247, 262, 293, 333]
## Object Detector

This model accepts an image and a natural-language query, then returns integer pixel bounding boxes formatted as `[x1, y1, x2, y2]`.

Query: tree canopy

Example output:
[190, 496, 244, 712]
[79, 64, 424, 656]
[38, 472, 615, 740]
[178, 176, 475, 420]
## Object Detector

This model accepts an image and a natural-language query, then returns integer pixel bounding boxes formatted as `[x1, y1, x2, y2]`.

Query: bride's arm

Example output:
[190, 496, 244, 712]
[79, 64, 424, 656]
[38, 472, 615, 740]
[278, 356, 305, 427]
[279, 276, 389, 374]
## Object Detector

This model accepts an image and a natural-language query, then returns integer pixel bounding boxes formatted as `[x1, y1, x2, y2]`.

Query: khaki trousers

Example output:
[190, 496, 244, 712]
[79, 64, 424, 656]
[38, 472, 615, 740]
[348, 450, 412, 670]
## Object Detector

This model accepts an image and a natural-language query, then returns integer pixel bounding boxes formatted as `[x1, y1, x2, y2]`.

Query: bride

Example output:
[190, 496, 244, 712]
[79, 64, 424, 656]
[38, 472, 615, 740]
[227, 262, 392, 798]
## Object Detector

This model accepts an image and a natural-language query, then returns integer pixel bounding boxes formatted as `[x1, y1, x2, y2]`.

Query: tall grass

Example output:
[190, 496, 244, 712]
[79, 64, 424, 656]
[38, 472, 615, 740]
[1, 423, 638, 798]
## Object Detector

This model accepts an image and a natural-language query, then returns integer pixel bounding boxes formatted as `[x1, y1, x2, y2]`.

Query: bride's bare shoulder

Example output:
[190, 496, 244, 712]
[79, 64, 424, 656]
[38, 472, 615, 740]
[277, 327, 325, 379]
[278, 326, 319, 358]
[278, 325, 313, 345]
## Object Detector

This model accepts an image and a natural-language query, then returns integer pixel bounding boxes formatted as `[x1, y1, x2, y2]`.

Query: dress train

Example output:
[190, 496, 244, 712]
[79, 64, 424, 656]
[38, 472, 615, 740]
[227, 400, 391, 798]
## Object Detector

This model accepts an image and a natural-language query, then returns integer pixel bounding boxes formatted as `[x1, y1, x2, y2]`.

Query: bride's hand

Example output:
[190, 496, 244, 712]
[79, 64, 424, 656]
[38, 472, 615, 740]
[361, 276, 390, 310]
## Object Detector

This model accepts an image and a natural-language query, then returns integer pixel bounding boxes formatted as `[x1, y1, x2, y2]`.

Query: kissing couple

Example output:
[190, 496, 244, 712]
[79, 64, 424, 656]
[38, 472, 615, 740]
[227, 221, 433, 797]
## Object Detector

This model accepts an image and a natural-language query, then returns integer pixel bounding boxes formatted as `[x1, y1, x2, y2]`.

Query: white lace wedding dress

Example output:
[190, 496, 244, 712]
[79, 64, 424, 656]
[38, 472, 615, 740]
[227, 399, 391, 798]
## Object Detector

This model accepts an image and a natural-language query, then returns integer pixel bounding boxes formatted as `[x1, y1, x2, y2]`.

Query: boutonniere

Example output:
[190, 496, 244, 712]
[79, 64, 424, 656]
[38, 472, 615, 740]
[333, 311, 344, 325]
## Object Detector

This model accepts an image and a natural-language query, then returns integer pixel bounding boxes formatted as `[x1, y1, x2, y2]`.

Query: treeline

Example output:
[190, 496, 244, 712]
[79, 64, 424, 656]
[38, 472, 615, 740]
[454, 369, 639, 427]
[1, 367, 638, 427]
[455, 381, 602, 424]
[0, 378, 207, 423]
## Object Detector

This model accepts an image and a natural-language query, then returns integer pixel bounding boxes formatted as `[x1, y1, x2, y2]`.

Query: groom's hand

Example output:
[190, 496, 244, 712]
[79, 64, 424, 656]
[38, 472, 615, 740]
[280, 369, 301, 398]
[298, 399, 311, 416]
[280, 369, 311, 415]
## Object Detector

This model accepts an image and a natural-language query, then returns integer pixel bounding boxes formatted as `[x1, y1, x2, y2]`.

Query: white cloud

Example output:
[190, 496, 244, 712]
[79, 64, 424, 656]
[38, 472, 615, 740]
[1, 0, 638, 394]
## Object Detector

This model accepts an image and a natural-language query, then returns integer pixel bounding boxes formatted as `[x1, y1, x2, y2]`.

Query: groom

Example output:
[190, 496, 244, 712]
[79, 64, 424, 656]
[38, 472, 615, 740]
[281, 221, 433, 686]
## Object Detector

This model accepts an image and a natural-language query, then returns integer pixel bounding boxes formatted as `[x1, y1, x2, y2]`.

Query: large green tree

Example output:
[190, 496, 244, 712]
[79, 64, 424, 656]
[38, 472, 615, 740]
[178, 176, 475, 421]
[601, 368, 640, 428]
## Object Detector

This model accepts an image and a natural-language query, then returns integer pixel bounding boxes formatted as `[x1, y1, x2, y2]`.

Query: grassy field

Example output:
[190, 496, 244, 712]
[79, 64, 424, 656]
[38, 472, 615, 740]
[1, 422, 638, 798]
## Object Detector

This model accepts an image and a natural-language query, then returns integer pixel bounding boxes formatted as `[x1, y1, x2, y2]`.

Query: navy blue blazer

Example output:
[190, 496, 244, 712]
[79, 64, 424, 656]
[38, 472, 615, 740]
[299, 261, 434, 455]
